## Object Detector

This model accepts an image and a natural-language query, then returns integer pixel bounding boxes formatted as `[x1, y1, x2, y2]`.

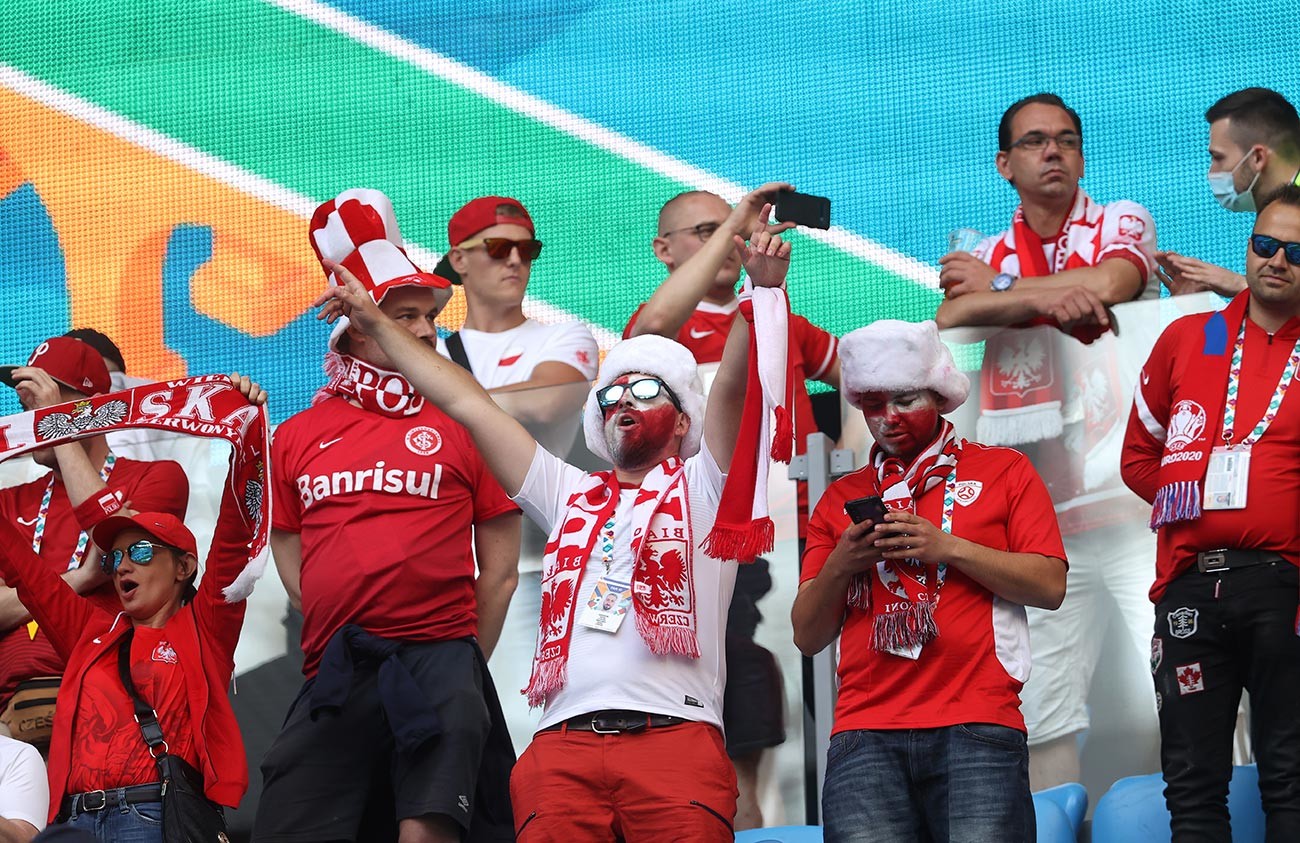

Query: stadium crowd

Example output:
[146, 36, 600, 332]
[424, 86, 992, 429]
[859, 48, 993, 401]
[1, 87, 1299, 843]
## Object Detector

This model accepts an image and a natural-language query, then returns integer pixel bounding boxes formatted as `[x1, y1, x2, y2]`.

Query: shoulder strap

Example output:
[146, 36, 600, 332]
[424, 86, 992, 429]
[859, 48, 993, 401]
[117, 632, 168, 754]
[445, 332, 473, 373]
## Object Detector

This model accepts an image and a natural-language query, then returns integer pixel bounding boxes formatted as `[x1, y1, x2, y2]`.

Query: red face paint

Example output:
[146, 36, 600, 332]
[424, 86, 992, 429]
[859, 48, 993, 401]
[603, 373, 682, 468]
[861, 390, 941, 462]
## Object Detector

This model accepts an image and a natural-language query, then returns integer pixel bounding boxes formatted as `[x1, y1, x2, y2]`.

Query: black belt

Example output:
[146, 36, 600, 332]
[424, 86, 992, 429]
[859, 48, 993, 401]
[542, 710, 688, 734]
[63, 783, 162, 816]
[1197, 548, 1284, 573]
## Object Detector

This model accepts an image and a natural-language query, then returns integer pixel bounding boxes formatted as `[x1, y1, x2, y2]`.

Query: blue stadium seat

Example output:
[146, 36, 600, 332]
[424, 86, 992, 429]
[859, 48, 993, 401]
[1091, 765, 1266, 842]
[735, 826, 823, 843]
[1033, 781, 1088, 840]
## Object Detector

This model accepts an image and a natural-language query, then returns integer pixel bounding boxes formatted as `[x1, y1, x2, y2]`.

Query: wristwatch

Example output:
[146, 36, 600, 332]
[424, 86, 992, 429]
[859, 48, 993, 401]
[991, 272, 1017, 292]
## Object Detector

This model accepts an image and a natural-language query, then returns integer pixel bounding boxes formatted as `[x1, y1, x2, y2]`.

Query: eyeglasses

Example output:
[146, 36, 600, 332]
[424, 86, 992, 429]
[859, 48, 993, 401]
[455, 238, 543, 261]
[1250, 234, 1300, 265]
[596, 377, 683, 412]
[660, 222, 722, 241]
[1009, 131, 1083, 152]
[101, 540, 177, 576]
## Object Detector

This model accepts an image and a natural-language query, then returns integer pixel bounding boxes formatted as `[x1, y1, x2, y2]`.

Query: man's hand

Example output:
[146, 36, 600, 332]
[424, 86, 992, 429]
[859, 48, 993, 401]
[938, 251, 998, 298]
[1030, 285, 1111, 332]
[730, 182, 797, 237]
[228, 372, 267, 405]
[873, 511, 958, 564]
[824, 519, 885, 578]
[732, 204, 791, 288]
[1155, 251, 1246, 297]
[314, 261, 388, 333]
[9, 367, 63, 411]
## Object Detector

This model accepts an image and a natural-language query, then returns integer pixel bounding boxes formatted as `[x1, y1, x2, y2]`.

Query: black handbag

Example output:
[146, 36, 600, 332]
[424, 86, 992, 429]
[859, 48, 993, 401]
[118, 634, 229, 843]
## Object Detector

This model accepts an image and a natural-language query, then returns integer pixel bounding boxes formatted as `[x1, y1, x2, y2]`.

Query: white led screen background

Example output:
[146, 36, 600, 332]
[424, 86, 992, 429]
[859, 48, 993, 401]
[3, 0, 1292, 420]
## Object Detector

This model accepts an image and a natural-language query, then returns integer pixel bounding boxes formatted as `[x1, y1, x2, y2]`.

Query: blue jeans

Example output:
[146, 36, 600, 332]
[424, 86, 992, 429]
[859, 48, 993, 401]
[822, 724, 1035, 843]
[62, 797, 164, 843]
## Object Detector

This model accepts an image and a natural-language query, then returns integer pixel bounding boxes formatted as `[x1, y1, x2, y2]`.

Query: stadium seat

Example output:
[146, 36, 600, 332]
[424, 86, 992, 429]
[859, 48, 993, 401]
[1091, 765, 1265, 842]
[1033, 781, 1088, 840]
[735, 826, 824, 843]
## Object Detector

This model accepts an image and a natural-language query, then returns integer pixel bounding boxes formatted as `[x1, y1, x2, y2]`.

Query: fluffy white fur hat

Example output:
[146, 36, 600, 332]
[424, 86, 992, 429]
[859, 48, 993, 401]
[840, 320, 970, 413]
[583, 335, 706, 463]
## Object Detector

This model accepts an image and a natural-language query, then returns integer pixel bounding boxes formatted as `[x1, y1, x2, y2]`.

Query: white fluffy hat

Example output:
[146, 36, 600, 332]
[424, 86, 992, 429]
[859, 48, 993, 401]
[583, 335, 706, 463]
[840, 320, 970, 413]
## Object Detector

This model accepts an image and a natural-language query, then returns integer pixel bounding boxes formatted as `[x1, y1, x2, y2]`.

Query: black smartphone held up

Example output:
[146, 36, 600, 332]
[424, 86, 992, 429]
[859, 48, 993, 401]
[774, 190, 831, 230]
[844, 495, 887, 525]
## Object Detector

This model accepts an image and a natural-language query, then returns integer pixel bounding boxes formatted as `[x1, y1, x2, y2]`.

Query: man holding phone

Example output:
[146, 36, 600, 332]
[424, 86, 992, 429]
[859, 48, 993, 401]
[793, 319, 1067, 842]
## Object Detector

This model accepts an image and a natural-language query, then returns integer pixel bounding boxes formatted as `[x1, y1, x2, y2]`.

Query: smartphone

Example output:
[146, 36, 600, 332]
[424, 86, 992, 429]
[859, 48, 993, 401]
[774, 190, 831, 230]
[844, 495, 887, 525]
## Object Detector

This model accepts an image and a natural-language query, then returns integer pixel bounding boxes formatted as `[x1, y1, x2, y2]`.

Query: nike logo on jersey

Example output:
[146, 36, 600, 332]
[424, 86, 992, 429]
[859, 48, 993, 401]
[1141, 372, 1150, 385]
[16, 515, 37, 526]
[318, 437, 343, 449]
[688, 327, 715, 339]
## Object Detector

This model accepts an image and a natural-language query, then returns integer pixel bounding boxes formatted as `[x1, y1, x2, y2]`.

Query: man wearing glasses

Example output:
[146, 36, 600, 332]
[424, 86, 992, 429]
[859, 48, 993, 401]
[0, 337, 188, 750]
[1158, 88, 1300, 297]
[935, 93, 1160, 790]
[438, 196, 598, 396]
[1122, 185, 1300, 839]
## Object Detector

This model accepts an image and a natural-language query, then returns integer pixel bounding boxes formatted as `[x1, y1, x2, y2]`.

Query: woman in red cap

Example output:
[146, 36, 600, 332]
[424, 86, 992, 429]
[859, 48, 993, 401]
[0, 375, 265, 842]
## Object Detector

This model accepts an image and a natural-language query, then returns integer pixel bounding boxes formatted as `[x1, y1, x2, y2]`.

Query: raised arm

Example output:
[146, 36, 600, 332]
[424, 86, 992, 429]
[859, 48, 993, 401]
[318, 265, 538, 495]
[0, 520, 96, 660]
[630, 183, 793, 340]
[703, 206, 791, 470]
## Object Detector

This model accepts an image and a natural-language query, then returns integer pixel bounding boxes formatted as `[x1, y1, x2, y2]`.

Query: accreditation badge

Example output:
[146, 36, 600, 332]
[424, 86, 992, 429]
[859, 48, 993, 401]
[1203, 445, 1250, 510]
[577, 577, 633, 633]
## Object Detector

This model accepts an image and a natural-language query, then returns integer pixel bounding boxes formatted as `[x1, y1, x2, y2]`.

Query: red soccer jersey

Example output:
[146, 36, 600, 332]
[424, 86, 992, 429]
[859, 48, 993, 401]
[1122, 309, 1300, 602]
[272, 398, 518, 675]
[65, 625, 198, 793]
[0, 458, 189, 706]
[801, 442, 1065, 733]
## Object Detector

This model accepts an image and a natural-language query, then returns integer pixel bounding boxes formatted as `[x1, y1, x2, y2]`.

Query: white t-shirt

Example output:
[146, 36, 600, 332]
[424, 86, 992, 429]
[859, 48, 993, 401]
[437, 319, 599, 388]
[513, 444, 735, 730]
[0, 735, 48, 831]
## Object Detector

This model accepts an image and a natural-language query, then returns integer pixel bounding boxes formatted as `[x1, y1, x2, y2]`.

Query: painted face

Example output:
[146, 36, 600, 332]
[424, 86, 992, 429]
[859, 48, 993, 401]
[995, 103, 1084, 203]
[602, 373, 687, 469]
[109, 527, 193, 623]
[861, 389, 942, 462]
[1247, 202, 1300, 316]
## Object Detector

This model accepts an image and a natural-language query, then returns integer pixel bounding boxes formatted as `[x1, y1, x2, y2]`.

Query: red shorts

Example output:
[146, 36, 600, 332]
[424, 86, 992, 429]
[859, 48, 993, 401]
[510, 720, 737, 842]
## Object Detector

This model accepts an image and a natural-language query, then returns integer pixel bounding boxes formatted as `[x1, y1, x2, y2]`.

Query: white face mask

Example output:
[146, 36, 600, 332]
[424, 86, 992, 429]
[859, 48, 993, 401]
[1208, 149, 1260, 213]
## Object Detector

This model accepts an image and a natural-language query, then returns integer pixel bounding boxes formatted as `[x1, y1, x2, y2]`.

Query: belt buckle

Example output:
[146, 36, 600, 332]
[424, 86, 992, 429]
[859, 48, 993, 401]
[81, 790, 107, 812]
[590, 715, 621, 735]
[1201, 550, 1228, 572]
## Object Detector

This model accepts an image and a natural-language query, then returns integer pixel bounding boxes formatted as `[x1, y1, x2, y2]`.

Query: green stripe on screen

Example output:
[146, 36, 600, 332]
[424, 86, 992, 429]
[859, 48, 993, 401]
[1, 0, 940, 336]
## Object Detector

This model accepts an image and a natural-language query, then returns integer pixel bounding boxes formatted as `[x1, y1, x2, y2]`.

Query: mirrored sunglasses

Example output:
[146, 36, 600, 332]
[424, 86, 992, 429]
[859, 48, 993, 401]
[457, 237, 543, 261]
[596, 377, 683, 411]
[101, 540, 175, 576]
[1250, 234, 1300, 266]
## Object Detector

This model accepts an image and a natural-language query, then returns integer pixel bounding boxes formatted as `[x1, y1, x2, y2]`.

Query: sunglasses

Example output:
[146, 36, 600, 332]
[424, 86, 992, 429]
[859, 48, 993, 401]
[101, 540, 177, 576]
[456, 237, 543, 261]
[596, 377, 683, 412]
[1250, 234, 1300, 266]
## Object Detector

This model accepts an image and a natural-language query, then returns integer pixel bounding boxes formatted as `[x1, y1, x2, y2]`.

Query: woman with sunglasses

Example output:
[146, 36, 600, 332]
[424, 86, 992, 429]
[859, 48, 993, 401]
[0, 377, 265, 842]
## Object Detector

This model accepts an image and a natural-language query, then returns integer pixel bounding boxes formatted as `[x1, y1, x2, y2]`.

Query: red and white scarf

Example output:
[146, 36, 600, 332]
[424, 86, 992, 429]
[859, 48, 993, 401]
[314, 352, 425, 418]
[0, 375, 272, 601]
[846, 421, 959, 652]
[525, 458, 694, 707]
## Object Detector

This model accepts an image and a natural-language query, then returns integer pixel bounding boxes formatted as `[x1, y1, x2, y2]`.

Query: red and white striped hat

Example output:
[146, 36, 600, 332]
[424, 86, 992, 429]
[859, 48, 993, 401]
[309, 189, 450, 349]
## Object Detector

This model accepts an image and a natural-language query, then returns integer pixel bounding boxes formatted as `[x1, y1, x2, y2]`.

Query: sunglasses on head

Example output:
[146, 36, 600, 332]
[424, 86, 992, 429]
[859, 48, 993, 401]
[1250, 234, 1300, 266]
[101, 540, 177, 576]
[456, 237, 543, 261]
[596, 377, 683, 412]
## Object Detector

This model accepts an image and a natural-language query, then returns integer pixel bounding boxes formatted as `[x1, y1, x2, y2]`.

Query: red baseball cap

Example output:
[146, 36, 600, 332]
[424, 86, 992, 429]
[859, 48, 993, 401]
[93, 511, 198, 557]
[0, 336, 111, 396]
[447, 196, 534, 248]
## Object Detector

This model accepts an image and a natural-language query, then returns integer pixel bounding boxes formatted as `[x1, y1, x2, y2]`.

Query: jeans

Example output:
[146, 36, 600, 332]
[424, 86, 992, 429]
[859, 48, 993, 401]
[1153, 562, 1300, 843]
[822, 724, 1035, 843]
[63, 797, 164, 843]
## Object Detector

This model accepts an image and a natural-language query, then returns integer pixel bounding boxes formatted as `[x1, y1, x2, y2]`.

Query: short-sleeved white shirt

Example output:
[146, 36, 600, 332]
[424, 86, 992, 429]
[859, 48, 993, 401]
[438, 319, 599, 388]
[513, 444, 735, 730]
[0, 735, 48, 831]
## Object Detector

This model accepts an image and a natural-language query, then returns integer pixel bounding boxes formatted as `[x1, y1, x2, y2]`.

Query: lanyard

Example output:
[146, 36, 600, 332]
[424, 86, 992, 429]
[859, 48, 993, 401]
[598, 517, 616, 574]
[1221, 320, 1300, 448]
[930, 467, 958, 601]
[31, 453, 118, 572]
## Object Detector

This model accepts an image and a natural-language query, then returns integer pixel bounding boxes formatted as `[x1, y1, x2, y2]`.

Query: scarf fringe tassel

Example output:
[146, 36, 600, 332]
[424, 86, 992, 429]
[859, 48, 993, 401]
[703, 517, 773, 564]
[634, 613, 702, 658]
[1150, 481, 1202, 531]
[523, 659, 568, 709]
[871, 600, 939, 652]
[976, 405, 1063, 447]
[771, 406, 793, 463]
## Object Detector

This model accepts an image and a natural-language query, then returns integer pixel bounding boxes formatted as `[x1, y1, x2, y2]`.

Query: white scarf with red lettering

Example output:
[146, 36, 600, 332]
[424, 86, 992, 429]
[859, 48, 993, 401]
[314, 352, 425, 417]
[525, 457, 694, 707]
